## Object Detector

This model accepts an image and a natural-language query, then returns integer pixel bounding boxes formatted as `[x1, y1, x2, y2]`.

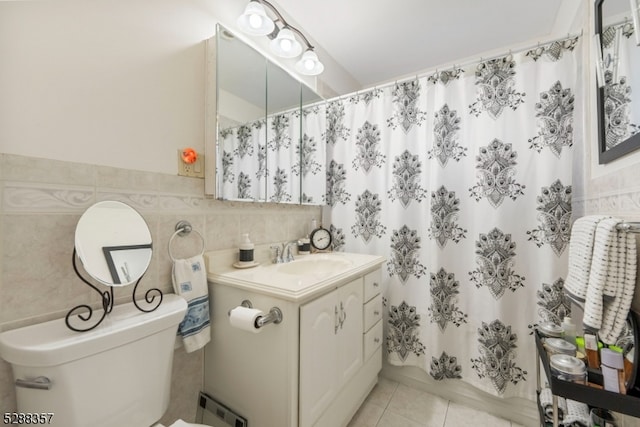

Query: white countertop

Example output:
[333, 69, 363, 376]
[205, 250, 385, 302]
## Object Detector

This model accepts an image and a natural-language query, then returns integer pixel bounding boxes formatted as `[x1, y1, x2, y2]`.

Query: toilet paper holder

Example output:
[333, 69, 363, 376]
[229, 300, 283, 328]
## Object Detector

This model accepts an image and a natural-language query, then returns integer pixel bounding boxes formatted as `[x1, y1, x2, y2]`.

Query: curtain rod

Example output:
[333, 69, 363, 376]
[346, 30, 583, 95]
[604, 17, 634, 28]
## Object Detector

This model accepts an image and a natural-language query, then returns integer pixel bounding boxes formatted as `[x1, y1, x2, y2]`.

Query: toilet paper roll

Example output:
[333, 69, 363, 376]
[229, 306, 264, 333]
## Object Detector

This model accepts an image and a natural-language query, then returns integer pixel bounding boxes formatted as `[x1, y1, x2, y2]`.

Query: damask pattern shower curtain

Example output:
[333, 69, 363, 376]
[325, 40, 580, 399]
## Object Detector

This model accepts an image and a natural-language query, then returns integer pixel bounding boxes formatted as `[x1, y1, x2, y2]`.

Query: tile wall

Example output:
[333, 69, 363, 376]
[0, 153, 321, 423]
[575, 161, 640, 221]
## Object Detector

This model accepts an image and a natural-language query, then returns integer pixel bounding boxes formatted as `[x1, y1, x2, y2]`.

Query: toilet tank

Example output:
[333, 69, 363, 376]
[0, 294, 188, 427]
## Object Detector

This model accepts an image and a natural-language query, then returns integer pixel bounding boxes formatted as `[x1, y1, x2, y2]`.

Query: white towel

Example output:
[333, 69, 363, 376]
[562, 399, 591, 427]
[564, 215, 608, 302]
[583, 218, 637, 344]
[539, 387, 566, 421]
[597, 221, 637, 344]
[172, 254, 211, 353]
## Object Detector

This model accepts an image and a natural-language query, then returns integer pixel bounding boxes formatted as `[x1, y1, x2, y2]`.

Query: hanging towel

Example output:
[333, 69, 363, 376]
[582, 218, 637, 344]
[539, 387, 566, 422]
[591, 219, 637, 344]
[564, 215, 608, 303]
[582, 217, 620, 331]
[599, 228, 637, 342]
[562, 399, 591, 427]
[172, 254, 211, 353]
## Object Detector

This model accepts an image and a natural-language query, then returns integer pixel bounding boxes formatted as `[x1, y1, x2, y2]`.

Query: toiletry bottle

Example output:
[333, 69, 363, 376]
[624, 347, 635, 385]
[584, 333, 600, 369]
[239, 233, 254, 263]
[601, 348, 625, 394]
[562, 316, 576, 347]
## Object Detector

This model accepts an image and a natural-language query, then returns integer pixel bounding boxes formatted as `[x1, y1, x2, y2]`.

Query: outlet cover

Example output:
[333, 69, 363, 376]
[177, 150, 205, 178]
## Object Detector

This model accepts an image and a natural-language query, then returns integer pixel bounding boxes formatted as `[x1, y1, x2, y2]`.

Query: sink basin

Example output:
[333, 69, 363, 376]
[276, 256, 353, 275]
[206, 250, 385, 301]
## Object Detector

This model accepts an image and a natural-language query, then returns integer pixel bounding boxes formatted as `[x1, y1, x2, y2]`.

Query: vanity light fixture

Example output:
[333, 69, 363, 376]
[236, 0, 274, 36]
[271, 27, 302, 58]
[236, 0, 324, 75]
[295, 49, 324, 75]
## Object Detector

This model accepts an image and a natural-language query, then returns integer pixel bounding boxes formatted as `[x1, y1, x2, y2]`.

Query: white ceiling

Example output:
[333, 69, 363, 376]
[272, 0, 582, 90]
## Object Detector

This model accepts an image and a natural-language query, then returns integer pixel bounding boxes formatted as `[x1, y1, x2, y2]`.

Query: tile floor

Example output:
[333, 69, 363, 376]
[347, 378, 525, 427]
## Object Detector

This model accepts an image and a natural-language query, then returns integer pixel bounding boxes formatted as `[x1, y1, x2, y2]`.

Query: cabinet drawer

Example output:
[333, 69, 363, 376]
[363, 269, 382, 302]
[364, 320, 382, 361]
[363, 293, 382, 332]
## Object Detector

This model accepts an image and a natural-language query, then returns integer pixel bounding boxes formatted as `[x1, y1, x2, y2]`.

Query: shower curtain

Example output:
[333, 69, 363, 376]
[219, 104, 326, 203]
[324, 39, 580, 399]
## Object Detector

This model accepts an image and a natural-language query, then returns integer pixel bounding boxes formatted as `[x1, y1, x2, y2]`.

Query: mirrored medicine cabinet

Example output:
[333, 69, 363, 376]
[596, 0, 640, 163]
[206, 24, 326, 205]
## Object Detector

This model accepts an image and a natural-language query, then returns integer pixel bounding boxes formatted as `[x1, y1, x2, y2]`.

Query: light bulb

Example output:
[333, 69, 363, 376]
[248, 13, 262, 29]
[280, 38, 292, 52]
[295, 49, 323, 74]
[304, 59, 315, 70]
[270, 28, 301, 58]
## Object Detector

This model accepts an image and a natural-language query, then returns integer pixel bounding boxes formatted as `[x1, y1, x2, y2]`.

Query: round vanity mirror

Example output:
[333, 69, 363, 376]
[74, 201, 152, 286]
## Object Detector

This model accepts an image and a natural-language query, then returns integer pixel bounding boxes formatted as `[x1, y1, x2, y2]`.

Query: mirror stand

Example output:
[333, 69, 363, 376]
[65, 249, 163, 332]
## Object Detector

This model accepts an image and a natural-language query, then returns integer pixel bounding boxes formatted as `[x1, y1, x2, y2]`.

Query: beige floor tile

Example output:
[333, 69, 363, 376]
[347, 401, 385, 427]
[443, 401, 511, 427]
[385, 384, 448, 427]
[365, 377, 399, 408]
[376, 410, 426, 427]
[619, 414, 640, 427]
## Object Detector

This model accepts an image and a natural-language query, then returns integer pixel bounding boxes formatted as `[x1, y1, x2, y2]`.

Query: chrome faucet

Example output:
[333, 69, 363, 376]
[270, 244, 283, 263]
[282, 241, 297, 263]
[270, 241, 297, 264]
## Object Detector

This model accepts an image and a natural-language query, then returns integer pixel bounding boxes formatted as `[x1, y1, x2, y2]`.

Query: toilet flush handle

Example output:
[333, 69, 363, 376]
[15, 376, 51, 390]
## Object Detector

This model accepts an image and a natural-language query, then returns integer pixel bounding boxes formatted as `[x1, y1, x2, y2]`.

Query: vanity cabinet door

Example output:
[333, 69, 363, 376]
[299, 278, 363, 427]
[337, 279, 363, 386]
[300, 290, 339, 427]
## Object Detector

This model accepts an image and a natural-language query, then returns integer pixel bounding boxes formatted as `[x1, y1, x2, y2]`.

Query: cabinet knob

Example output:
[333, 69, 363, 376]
[374, 338, 380, 343]
[374, 310, 380, 316]
[373, 282, 379, 287]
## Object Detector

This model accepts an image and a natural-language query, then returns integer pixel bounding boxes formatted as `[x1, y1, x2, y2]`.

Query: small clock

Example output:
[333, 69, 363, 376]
[310, 226, 332, 252]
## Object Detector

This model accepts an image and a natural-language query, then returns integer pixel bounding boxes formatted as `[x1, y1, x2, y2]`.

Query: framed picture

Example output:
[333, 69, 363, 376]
[102, 244, 153, 285]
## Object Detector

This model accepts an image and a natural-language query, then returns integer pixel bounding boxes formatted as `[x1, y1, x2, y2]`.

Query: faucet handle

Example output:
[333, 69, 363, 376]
[270, 244, 283, 263]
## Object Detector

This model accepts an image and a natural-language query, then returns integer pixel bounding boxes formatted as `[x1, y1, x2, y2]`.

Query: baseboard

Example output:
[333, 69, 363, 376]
[381, 363, 539, 427]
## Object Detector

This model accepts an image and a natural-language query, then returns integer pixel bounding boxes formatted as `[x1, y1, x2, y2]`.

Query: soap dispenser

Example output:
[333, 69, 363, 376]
[239, 233, 254, 263]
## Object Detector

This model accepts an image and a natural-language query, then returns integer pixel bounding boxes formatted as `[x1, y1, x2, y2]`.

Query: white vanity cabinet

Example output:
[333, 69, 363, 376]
[303, 268, 383, 427]
[299, 278, 363, 427]
[203, 251, 385, 427]
[363, 269, 383, 362]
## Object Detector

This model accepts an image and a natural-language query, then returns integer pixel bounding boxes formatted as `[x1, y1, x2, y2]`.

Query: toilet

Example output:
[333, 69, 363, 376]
[0, 294, 212, 427]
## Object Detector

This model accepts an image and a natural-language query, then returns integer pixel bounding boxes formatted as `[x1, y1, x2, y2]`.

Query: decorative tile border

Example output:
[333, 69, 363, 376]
[96, 191, 160, 211]
[581, 187, 640, 218]
[3, 182, 95, 213]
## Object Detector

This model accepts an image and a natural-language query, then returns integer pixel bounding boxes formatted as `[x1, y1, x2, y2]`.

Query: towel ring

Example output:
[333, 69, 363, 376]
[168, 220, 205, 261]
